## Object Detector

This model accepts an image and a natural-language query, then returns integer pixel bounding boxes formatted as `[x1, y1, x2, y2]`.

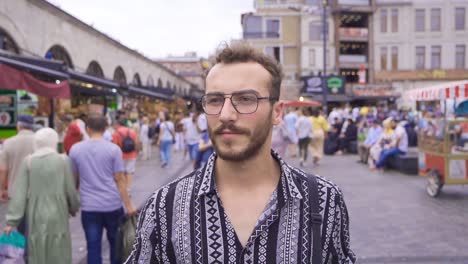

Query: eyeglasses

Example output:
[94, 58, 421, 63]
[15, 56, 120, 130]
[201, 92, 278, 115]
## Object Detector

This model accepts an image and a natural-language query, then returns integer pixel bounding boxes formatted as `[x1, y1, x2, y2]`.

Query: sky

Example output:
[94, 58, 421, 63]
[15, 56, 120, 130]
[47, 0, 254, 59]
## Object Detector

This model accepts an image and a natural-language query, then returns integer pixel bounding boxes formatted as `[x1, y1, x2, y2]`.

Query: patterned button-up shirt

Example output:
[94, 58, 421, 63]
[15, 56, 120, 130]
[126, 151, 356, 264]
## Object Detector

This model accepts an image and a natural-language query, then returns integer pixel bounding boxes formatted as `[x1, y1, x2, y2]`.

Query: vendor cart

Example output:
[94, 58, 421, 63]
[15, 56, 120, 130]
[404, 80, 468, 197]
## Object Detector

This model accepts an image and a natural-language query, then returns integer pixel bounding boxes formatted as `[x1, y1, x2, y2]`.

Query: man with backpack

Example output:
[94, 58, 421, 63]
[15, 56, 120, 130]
[125, 43, 355, 263]
[112, 120, 139, 191]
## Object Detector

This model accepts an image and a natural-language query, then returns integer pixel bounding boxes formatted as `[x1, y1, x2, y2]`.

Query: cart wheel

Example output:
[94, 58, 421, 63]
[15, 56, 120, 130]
[426, 170, 443, 197]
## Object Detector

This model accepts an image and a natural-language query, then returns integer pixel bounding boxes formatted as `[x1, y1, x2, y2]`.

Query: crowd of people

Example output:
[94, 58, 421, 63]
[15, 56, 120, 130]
[272, 103, 420, 173]
[0, 107, 214, 264]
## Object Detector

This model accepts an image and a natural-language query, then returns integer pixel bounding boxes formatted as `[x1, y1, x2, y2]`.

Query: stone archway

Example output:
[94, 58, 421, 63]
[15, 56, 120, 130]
[45, 44, 74, 68]
[113, 66, 127, 84]
[146, 75, 154, 87]
[132, 73, 142, 86]
[86, 61, 104, 77]
[0, 27, 20, 54]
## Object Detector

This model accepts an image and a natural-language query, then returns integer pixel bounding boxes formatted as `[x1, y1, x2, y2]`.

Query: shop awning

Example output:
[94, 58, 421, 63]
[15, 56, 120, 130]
[128, 85, 173, 100]
[0, 54, 69, 79]
[283, 100, 321, 107]
[68, 70, 121, 88]
[0, 63, 70, 98]
[307, 94, 351, 102]
[403, 80, 468, 101]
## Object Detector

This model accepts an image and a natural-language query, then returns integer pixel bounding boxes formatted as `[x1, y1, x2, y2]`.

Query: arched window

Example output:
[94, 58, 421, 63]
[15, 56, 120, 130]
[157, 78, 163, 88]
[86, 61, 104, 77]
[0, 27, 20, 54]
[166, 81, 171, 89]
[113, 66, 126, 84]
[146, 75, 154, 87]
[173, 84, 177, 91]
[132, 73, 142, 86]
[45, 44, 74, 68]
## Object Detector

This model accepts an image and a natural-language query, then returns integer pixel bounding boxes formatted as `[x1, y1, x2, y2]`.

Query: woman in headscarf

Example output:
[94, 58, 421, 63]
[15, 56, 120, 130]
[4, 128, 79, 264]
[369, 117, 395, 170]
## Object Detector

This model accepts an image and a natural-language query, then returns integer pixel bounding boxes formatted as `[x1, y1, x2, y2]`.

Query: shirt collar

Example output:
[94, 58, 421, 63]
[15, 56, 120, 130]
[197, 150, 303, 200]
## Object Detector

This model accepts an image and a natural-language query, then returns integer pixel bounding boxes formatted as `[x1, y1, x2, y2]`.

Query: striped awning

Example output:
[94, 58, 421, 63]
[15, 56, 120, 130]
[404, 80, 468, 101]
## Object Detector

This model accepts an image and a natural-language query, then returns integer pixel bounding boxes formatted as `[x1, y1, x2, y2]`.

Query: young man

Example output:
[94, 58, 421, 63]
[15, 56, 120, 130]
[358, 119, 383, 163]
[126, 43, 355, 264]
[112, 120, 139, 190]
[375, 117, 409, 170]
[181, 111, 202, 168]
[69, 114, 136, 264]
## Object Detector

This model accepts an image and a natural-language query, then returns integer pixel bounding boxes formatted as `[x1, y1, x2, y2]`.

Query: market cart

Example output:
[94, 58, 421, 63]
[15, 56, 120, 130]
[404, 80, 468, 197]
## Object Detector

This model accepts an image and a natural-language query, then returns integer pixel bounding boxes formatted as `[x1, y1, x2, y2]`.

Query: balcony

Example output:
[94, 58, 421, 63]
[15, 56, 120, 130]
[332, 0, 374, 13]
[243, 31, 280, 39]
[338, 27, 369, 41]
[339, 54, 367, 64]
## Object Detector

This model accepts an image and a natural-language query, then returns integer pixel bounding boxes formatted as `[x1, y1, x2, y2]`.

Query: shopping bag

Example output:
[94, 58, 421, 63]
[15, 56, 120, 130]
[116, 214, 138, 263]
[0, 231, 26, 264]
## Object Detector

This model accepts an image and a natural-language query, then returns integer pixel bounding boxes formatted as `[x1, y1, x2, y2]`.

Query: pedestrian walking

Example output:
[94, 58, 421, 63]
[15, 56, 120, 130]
[157, 111, 175, 168]
[125, 43, 355, 264]
[283, 108, 299, 157]
[309, 108, 329, 165]
[139, 117, 151, 160]
[0, 115, 35, 203]
[63, 114, 84, 155]
[112, 120, 139, 191]
[4, 128, 79, 264]
[271, 117, 290, 157]
[70, 114, 136, 264]
[182, 111, 202, 168]
[295, 108, 313, 166]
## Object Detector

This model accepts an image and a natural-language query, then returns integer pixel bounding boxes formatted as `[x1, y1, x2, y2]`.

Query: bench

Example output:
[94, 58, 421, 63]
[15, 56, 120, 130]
[387, 148, 419, 175]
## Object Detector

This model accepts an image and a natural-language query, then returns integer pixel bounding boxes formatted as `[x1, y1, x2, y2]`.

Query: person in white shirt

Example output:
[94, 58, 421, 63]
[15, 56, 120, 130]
[295, 109, 313, 167]
[375, 118, 408, 170]
[182, 111, 202, 167]
[140, 117, 151, 160]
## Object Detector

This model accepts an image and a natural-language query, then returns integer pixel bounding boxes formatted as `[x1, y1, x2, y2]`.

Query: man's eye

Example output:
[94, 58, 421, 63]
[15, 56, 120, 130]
[206, 96, 224, 104]
[235, 95, 257, 104]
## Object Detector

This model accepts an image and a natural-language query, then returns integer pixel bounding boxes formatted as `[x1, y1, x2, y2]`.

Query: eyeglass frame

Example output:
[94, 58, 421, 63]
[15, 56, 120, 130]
[200, 90, 279, 115]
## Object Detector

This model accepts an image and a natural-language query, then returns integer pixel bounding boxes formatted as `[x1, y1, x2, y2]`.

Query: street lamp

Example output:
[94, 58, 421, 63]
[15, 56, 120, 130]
[289, 1, 329, 114]
[322, 0, 328, 115]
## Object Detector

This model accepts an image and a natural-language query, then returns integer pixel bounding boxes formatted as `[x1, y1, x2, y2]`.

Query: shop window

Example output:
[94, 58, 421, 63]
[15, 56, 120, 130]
[113, 66, 127, 84]
[86, 61, 104, 78]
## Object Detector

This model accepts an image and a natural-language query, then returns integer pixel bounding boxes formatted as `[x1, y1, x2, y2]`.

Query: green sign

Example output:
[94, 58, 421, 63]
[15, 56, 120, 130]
[327, 77, 344, 94]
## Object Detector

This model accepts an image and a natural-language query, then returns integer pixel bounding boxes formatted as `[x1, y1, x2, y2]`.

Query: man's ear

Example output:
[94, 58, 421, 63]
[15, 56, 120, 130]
[272, 101, 284, 126]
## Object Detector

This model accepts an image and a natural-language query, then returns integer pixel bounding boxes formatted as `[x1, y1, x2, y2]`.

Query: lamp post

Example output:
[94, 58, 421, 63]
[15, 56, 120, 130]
[322, 0, 328, 115]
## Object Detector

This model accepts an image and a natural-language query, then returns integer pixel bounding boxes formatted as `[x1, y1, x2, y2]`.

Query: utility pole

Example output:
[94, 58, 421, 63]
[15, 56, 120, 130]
[322, 0, 328, 114]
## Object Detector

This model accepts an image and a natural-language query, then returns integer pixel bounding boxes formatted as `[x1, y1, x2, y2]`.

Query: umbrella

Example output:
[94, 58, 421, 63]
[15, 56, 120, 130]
[283, 100, 321, 108]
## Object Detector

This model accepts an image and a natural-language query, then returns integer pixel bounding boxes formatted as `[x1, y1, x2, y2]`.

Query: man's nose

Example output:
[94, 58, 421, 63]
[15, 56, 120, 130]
[218, 98, 238, 123]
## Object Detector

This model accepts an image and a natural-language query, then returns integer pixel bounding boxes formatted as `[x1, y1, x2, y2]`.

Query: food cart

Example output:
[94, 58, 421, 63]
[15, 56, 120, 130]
[404, 80, 468, 197]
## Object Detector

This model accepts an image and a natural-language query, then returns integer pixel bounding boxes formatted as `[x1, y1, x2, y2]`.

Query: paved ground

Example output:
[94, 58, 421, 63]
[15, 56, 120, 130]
[1, 149, 468, 263]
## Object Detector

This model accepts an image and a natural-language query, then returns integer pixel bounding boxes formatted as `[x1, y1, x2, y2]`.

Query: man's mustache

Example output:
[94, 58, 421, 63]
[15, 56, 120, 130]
[213, 123, 250, 135]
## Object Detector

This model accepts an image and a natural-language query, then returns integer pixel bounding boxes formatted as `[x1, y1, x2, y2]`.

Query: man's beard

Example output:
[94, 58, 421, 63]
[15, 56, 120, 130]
[208, 113, 272, 162]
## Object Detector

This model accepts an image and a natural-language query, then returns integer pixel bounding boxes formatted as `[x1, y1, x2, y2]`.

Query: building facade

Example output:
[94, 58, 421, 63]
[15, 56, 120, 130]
[243, 0, 468, 107]
[0, 0, 193, 95]
[374, 0, 468, 107]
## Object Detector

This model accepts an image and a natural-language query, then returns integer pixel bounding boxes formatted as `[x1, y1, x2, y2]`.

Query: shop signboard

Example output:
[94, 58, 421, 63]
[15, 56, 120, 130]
[0, 90, 17, 128]
[302, 75, 346, 95]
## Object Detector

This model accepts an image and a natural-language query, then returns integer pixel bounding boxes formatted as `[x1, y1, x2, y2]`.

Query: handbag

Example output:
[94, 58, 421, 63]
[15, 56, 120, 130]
[164, 122, 176, 144]
[0, 231, 26, 264]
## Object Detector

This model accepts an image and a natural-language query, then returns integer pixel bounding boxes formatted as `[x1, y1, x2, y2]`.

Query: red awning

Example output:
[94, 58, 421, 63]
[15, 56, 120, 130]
[283, 100, 321, 107]
[0, 63, 70, 99]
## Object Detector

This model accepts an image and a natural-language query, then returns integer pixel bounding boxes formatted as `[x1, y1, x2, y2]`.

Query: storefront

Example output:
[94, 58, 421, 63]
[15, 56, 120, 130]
[0, 52, 70, 138]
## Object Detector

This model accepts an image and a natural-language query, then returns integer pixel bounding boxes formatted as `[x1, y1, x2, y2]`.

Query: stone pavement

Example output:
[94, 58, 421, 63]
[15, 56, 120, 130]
[1, 150, 468, 263]
[288, 154, 468, 264]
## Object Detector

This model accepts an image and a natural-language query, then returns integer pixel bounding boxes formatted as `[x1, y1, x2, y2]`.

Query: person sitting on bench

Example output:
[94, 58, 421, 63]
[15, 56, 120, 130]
[374, 118, 408, 171]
